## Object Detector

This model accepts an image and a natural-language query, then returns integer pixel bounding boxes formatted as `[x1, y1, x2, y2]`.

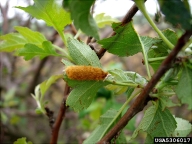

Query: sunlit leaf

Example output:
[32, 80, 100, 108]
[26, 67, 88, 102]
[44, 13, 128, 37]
[0, 26, 46, 52]
[172, 117, 192, 137]
[16, 0, 71, 33]
[14, 26, 46, 44]
[61, 59, 74, 66]
[17, 41, 60, 60]
[14, 137, 33, 144]
[40, 75, 63, 96]
[94, 13, 120, 28]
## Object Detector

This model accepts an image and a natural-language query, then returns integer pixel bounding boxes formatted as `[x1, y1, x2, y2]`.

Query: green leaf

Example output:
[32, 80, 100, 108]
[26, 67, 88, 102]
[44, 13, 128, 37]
[98, 21, 142, 57]
[40, 75, 63, 96]
[152, 29, 177, 53]
[140, 36, 161, 54]
[158, 0, 192, 30]
[176, 65, 192, 109]
[145, 135, 153, 144]
[84, 109, 125, 144]
[66, 0, 99, 40]
[157, 29, 178, 50]
[14, 26, 47, 44]
[14, 137, 33, 144]
[61, 59, 74, 66]
[63, 75, 83, 88]
[94, 13, 120, 28]
[16, 0, 71, 33]
[17, 41, 60, 60]
[126, 87, 135, 99]
[62, 0, 70, 11]
[32, 85, 50, 115]
[158, 96, 179, 110]
[31, 85, 46, 114]
[96, 87, 112, 100]
[162, 67, 180, 83]
[105, 69, 146, 95]
[105, 69, 134, 95]
[148, 49, 167, 71]
[67, 38, 101, 67]
[0, 26, 47, 52]
[148, 29, 178, 71]
[124, 71, 148, 87]
[132, 101, 177, 140]
[172, 117, 192, 137]
[105, 84, 128, 95]
[0, 33, 27, 52]
[66, 81, 108, 111]
[107, 69, 147, 87]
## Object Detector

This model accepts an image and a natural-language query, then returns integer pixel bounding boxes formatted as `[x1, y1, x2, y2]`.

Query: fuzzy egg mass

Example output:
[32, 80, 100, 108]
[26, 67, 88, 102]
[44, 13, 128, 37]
[65, 66, 108, 81]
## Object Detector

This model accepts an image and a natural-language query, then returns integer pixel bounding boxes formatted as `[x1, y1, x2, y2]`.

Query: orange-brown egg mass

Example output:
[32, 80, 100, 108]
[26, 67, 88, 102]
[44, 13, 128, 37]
[65, 66, 108, 81]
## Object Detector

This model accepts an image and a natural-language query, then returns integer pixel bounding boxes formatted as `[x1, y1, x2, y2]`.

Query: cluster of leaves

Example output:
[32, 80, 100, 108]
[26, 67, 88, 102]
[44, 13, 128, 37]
[0, 0, 191, 143]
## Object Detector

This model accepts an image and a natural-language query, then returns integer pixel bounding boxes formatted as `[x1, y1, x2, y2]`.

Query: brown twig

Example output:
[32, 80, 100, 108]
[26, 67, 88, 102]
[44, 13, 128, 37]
[45, 107, 55, 129]
[97, 3, 140, 59]
[70, 24, 78, 36]
[97, 30, 192, 143]
[70, 24, 81, 41]
[50, 84, 70, 144]
[87, 36, 93, 44]
[0, 1, 9, 34]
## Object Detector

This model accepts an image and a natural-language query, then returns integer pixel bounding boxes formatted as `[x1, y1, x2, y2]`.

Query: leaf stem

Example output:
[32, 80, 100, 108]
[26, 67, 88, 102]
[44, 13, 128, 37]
[58, 30, 68, 47]
[135, 0, 174, 49]
[139, 36, 151, 79]
[53, 44, 72, 60]
[150, 92, 175, 97]
[74, 30, 82, 39]
[148, 56, 166, 62]
[105, 79, 139, 88]
[156, 80, 178, 91]
[98, 89, 141, 140]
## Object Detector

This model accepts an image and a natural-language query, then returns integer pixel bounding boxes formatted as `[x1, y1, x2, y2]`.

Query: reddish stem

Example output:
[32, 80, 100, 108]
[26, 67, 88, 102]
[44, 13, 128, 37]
[50, 84, 70, 144]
